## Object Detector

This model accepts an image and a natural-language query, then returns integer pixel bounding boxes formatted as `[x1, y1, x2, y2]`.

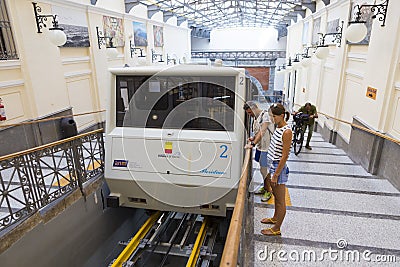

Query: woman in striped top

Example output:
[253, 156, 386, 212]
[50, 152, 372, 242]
[261, 103, 292, 236]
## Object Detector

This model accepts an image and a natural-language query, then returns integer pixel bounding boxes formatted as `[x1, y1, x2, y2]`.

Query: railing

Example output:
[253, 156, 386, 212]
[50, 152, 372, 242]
[191, 50, 286, 60]
[293, 103, 400, 145]
[191, 50, 286, 67]
[0, 129, 104, 232]
[220, 148, 252, 267]
[318, 111, 400, 145]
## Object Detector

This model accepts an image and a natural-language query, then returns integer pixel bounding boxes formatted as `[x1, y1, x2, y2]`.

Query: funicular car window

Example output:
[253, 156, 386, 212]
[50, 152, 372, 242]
[116, 75, 235, 131]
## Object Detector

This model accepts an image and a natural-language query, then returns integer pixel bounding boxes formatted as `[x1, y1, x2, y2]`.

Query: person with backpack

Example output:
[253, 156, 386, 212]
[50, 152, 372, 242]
[295, 102, 318, 150]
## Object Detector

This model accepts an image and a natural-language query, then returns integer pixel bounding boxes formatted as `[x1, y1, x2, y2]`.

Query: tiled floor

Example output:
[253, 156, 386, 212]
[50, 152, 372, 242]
[246, 132, 400, 266]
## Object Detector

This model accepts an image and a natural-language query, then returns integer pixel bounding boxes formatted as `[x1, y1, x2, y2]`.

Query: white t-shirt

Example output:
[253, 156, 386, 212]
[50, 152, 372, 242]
[252, 110, 273, 151]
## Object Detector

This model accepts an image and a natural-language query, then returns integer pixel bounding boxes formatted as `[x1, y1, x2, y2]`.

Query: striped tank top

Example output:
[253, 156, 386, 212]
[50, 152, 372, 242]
[267, 124, 292, 161]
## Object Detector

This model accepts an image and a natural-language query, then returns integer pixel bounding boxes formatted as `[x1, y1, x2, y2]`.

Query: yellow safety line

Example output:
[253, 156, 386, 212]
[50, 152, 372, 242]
[266, 187, 292, 206]
[186, 217, 208, 267]
[52, 160, 102, 187]
[111, 211, 162, 267]
[53, 173, 74, 187]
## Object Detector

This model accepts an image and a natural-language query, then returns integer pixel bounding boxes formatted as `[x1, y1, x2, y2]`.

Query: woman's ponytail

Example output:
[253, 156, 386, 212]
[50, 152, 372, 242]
[285, 111, 290, 121]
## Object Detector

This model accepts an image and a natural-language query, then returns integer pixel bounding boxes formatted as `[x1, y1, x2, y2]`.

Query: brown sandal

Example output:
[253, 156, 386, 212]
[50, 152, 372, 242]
[261, 218, 277, 224]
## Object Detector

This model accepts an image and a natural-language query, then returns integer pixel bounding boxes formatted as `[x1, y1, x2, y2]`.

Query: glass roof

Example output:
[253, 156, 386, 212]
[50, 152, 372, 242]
[129, 0, 306, 30]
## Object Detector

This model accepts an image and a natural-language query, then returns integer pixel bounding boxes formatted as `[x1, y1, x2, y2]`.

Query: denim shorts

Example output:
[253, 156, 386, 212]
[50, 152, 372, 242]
[268, 160, 289, 185]
[254, 149, 268, 167]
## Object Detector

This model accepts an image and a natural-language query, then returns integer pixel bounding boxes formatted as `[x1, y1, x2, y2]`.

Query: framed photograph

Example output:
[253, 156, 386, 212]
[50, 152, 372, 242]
[133, 21, 148, 46]
[311, 17, 321, 45]
[302, 21, 309, 45]
[153, 25, 164, 47]
[326, 19, 340, 46]
[52, 6, 90, 47]
[347, 0, 373, 45]
[102, 16, 124, 47]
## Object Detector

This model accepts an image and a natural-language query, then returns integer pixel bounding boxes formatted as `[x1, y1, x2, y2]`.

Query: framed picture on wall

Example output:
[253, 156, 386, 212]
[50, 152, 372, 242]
[311, 17, 321, 45]
[133, 21, 148, 46]
[302, 21, 309, 45]
[52, 6, 90, 47]
[347, 0, 373, 45]
[103, 16, 124, 47]
[326, 19, 340, 46]
[153, 25, 164, 47]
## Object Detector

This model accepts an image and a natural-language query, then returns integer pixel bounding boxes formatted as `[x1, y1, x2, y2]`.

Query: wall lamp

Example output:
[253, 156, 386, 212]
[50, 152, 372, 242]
[276, 64, 287, 75]
[32, 2, 66, 46]
[286, 57, 292, 68]
[96, 26, 118, 59]
[292, 54, 303, 68]
[167, 54, 177, 65]
[151, 49, 164, 63]
[130, 40, 146, 58]
[293, 54, 301, 63]
[346, 0, 389, 43]
[315, 20, 344, 60]
[300, 46, 316, 67]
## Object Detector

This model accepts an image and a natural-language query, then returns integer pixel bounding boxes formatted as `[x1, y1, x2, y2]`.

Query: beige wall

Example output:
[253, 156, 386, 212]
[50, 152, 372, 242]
[0, 0, 191, 130]
[285, 0, 400, 141]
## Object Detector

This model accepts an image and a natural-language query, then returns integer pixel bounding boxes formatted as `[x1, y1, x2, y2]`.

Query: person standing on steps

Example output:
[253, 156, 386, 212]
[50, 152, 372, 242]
[243, 101, 274, 202]
[260, 103, 292, 236]
[295, 102, 318, 150]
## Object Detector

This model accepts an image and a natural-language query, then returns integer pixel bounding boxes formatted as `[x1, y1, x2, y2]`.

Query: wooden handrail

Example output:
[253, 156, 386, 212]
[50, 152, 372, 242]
[293, 103, 400, 145]
[220, 148, 252, 267]
[0, 128, 104, 161]
[319, 112, 400, 145]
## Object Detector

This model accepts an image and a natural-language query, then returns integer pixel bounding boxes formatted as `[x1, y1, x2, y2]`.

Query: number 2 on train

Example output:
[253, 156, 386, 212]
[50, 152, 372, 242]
[219, 145, 228, 158]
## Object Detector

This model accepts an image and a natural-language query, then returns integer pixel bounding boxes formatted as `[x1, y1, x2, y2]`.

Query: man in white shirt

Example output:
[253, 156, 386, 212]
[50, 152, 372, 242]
[244, 101, 274, 202]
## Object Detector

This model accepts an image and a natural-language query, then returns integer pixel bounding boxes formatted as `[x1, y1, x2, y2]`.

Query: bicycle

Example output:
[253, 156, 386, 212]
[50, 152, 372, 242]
[291, 112, 310, 155]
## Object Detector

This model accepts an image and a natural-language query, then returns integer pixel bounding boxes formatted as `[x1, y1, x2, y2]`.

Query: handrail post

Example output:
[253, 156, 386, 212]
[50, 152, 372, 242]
[71, 138, 85, 199]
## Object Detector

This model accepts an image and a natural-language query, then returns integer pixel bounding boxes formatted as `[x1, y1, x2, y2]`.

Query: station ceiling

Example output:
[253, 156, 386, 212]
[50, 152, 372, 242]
[125, 0, 325, 35]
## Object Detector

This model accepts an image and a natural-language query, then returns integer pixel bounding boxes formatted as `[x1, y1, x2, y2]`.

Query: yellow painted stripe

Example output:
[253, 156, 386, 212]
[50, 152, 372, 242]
[53, 173, 74, 187]
[186, 218, 208, 267]
[112, 211, 162, 267]
[87, 160, 101, 171]
[52, 160, 102, 187]
[266, 187, 292, 206]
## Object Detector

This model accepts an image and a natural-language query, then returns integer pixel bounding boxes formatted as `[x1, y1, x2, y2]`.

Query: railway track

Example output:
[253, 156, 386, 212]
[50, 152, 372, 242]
[109, 211, 229, 267]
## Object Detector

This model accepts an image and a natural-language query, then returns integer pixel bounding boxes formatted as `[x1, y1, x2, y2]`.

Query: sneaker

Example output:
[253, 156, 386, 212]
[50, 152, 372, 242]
[261, 191, 272, 202]
[255, 187, 266, 195]
[305, 145, 312, 150]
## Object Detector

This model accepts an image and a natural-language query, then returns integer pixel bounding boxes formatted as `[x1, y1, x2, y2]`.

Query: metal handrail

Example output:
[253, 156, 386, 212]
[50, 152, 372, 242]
[0, 110, 105, 128]
[0, 129, 104, 232]
[220, 148, 252, 267]
[0, 129, 103, 161]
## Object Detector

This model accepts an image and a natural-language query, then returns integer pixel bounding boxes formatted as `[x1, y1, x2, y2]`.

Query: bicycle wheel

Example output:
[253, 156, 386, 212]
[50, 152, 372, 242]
[293, 126, 304, 155]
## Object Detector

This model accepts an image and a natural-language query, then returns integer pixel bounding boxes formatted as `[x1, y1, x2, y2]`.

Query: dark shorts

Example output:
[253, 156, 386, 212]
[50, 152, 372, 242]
[254, 149, 268, 167]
